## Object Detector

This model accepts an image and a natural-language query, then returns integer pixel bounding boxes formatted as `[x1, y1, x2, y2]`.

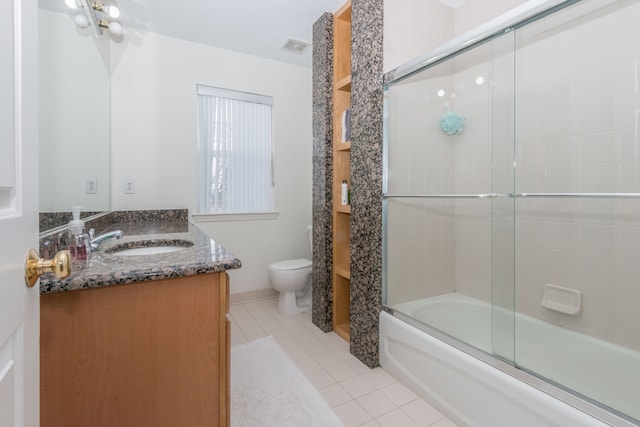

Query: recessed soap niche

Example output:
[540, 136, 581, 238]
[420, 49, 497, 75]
[541, 283, 582, 315]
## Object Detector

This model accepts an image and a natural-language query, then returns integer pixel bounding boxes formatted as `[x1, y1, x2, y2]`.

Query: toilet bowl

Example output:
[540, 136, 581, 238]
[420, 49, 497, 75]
[268, 225, 313, 315]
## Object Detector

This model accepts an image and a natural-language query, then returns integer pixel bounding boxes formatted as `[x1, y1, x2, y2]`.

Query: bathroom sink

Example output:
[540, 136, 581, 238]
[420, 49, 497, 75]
[106, 239, 194, 256]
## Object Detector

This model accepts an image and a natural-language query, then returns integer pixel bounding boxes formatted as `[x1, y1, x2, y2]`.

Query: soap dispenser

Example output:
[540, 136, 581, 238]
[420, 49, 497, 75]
[68, 206, 88, 260]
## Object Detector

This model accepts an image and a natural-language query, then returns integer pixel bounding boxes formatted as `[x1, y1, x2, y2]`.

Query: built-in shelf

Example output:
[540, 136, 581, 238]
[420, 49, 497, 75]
[337, 141, 351, 151]
[332, 0, 352, 343]
[335, 266, 350, 280]
[336, 75, 351, 92]
[334, 322, 350, 341]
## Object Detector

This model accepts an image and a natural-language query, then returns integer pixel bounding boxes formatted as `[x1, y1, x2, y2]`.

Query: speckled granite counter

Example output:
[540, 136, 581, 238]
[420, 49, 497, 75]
[39, 212, 241, 294]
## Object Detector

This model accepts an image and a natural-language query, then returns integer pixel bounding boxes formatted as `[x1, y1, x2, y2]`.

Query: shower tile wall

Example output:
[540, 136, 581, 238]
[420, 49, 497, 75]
[514, 0, 640, 351]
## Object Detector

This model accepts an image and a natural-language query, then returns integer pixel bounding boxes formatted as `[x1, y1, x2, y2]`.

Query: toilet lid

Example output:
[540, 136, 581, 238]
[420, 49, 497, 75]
[270, 258, 312, 271]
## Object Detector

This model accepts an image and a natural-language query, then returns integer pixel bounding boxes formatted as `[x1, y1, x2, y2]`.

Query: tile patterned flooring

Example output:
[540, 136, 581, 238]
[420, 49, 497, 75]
[229, 298, 460, 427]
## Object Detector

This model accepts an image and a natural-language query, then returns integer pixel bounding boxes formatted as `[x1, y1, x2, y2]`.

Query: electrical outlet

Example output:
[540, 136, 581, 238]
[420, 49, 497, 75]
[85, 178, 97, 194]
[124, 179, 135, 194]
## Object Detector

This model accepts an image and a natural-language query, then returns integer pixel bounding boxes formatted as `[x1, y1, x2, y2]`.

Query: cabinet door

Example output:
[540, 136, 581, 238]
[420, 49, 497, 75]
[41, 273, 225, 427]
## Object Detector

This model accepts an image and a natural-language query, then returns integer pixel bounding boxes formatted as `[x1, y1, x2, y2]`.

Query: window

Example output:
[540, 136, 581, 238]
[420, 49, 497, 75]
[196, 85, 274, 216]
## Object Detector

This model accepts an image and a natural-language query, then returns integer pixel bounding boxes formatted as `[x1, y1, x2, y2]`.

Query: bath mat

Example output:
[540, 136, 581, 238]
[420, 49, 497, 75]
[231, 336, 344, 427]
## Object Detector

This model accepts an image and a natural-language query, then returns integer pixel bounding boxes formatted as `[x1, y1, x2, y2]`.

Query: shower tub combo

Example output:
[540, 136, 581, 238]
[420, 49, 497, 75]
[381, 0, 640, 425]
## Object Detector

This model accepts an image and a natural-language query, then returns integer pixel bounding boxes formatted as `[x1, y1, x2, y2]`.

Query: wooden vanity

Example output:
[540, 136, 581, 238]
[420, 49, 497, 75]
[40, 272, 230, 427]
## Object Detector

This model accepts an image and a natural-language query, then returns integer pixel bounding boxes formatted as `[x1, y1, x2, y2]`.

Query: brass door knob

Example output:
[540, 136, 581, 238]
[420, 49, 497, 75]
[24, 249, 71, 288]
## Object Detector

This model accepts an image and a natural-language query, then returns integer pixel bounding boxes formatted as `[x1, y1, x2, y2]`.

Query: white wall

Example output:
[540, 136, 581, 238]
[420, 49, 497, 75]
[110, 31, 313, 295]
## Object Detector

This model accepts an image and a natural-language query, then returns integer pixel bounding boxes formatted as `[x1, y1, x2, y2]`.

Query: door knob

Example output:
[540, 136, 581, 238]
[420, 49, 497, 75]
[24, 249, 71, 288]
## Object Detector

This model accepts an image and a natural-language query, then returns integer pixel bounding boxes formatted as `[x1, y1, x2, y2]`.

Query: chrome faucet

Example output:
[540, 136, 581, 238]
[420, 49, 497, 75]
[88, 228, 124, 251]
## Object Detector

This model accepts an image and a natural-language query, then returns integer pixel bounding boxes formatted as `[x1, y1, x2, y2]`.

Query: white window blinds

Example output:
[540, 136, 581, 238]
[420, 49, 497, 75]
[197, 85, 274, 214]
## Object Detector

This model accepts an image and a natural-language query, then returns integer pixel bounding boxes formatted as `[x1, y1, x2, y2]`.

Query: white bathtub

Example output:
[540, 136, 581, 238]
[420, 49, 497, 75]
[380, 293, 640, 427]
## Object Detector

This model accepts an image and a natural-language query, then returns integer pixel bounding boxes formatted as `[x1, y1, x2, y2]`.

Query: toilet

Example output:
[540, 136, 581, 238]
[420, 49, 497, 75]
[268, 225, 313, 315]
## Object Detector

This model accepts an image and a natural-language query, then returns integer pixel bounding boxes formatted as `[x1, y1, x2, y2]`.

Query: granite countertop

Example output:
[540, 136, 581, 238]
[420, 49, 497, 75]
[39, 222, 241, 295]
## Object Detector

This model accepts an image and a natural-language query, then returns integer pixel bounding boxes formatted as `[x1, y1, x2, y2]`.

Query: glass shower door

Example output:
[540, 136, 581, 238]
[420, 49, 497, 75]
[383, 30, 517, 360]
[512, 0, 640, 421]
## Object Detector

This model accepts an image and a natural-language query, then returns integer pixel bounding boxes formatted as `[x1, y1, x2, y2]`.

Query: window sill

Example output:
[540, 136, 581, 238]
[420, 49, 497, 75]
[192, 211, 280, 222]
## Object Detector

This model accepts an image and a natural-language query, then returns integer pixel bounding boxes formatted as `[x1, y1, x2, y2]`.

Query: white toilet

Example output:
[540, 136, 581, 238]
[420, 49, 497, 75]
[268, 225, 313, 315]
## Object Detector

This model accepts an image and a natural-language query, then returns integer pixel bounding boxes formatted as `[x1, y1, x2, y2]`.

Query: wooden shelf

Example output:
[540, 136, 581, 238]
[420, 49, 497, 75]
[335, 204, 351, 214]
[336, 141, 351, 151]
[332, 0, 352, 343]
[336, 75, 351, 92]
[334, 322, 350, 341]
[335, 266, 350, 280]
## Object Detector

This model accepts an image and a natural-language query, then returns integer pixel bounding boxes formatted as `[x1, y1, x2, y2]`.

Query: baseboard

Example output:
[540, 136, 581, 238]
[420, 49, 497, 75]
[230, 288, 278, 306]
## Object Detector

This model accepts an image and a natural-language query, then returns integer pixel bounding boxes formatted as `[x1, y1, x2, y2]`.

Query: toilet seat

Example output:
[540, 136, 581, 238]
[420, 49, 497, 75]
[269, 258, 311, 271]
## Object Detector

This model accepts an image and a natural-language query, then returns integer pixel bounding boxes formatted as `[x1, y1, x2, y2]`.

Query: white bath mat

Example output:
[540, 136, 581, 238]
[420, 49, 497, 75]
[231, 336, 344, 427]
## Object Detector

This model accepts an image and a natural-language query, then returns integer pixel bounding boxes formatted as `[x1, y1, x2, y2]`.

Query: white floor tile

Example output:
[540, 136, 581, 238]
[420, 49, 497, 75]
[346, 358, 372, 375]
[358, 420, 381, 427]
[294, 356, 323, 374]
[362, 368, 397, 390]
[271, 335, 299, 350]
[333, 400, 372, 427]
[239, 326, 267, 340]
[283, 345, 311, 362]
[375, 408, 420, 427]
[319, 382, 353, 408]
[235, 317, 260, 329]
[380, 381, 418, 407]
[431, 419, 459, 427]
[400, 399, 445, 427]
[340, 376, 376, 399]
[357, 390, 398, 418]
[315, 350, 347, 368]
[303, 340, 332, 355]
[305, 368, 337, 389]
[325, 361, 360, 382]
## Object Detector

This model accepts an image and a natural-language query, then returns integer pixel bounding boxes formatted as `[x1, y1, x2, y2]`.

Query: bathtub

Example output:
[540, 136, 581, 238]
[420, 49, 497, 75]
[380, 293, 640, 427]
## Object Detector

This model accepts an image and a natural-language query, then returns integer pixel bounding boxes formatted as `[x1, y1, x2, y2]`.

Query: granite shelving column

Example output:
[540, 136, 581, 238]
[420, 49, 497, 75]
[311, 13, 334, 332]
[350, 0, 383, 368]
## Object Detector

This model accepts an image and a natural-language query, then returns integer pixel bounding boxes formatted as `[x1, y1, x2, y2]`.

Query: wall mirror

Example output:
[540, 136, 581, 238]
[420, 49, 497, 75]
[38, 2, 111, 231]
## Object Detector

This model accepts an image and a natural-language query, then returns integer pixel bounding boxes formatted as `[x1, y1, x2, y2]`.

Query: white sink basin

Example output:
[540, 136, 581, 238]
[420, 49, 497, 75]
[107, 239, 194, 256]
[112, 246, 188, 256]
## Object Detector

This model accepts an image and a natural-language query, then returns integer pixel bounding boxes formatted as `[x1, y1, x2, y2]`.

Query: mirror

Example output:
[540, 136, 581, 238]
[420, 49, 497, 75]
[38, 4, 111, 229]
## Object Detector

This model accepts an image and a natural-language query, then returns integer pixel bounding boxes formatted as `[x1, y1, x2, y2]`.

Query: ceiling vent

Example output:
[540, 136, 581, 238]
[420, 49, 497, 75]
[281, 37, 311, 54]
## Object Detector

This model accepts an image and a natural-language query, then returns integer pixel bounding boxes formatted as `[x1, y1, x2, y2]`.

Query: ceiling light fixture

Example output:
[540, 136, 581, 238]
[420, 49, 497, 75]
[67, 0, 123, 38]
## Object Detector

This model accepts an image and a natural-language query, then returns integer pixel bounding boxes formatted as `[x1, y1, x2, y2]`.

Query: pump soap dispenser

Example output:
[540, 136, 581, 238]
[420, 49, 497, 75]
[68, 206, 88, 260]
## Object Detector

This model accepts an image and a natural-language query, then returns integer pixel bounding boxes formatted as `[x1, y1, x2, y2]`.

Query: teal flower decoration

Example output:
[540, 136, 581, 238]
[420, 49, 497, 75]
[439, 111, 465, 135]
[439, 102, 464, 135]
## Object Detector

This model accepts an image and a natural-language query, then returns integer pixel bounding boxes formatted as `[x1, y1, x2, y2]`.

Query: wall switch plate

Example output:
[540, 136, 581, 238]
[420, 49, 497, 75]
[124, 179, 135, 194]
[85, 178, 97, 194]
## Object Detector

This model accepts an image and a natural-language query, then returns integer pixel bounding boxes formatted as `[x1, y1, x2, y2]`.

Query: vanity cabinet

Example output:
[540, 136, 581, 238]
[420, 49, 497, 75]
[40, 272, 230, 427]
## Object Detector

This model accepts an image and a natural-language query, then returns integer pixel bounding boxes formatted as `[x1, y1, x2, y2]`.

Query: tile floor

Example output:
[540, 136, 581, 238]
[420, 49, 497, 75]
[229, 297, 460, 427]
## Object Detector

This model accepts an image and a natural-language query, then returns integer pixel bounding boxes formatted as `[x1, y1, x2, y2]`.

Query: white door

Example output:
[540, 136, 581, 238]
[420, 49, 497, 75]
[0, 0, 40, 426]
